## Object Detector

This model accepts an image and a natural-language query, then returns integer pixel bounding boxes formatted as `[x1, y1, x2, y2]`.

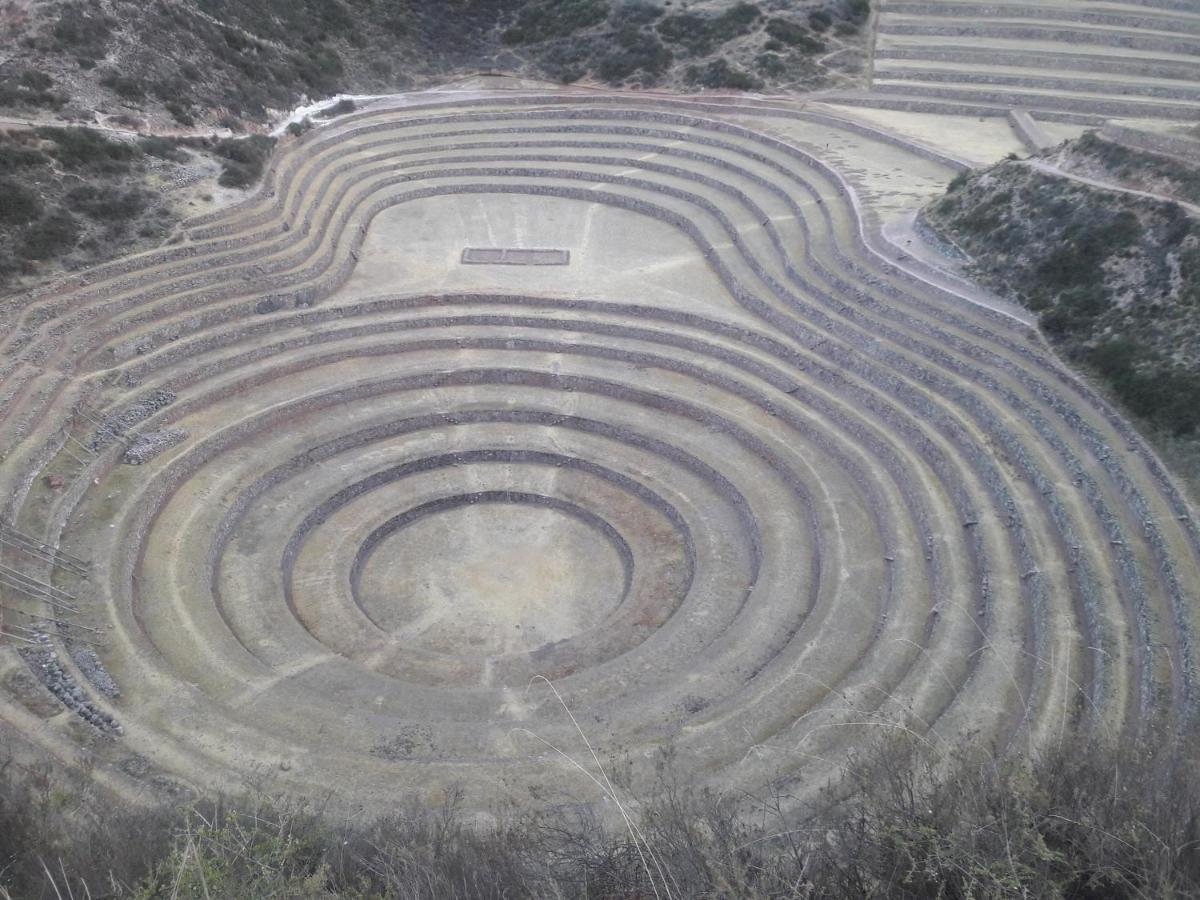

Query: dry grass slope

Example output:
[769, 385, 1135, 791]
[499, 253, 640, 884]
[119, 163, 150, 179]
[2, 730, 1199, 898]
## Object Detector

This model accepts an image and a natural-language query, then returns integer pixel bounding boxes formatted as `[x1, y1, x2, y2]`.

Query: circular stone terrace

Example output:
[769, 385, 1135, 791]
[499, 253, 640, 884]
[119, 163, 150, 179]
[0, 90, 1197, 813]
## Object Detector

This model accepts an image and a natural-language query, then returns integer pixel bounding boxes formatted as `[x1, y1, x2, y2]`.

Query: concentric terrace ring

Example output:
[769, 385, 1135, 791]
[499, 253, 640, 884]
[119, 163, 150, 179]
[0, 95, 1197, 812]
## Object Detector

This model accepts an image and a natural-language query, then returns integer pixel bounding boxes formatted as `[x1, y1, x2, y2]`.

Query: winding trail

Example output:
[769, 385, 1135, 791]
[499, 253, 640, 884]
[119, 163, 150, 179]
[1024, 157, 1200, 216]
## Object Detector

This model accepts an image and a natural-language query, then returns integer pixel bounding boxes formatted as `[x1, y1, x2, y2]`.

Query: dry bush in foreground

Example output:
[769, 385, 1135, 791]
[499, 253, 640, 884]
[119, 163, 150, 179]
[2, 729, 1199, 898]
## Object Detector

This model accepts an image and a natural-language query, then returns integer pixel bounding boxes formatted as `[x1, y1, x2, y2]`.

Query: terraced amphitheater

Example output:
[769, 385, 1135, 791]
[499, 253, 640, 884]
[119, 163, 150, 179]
[1, 91, 1198, 814]
[852, 0, 1200, 125]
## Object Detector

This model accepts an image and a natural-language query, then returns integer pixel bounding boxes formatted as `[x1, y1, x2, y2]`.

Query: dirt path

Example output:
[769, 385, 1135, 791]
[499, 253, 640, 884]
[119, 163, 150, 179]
[1024, 157, 1200, 217]
[877, 209, 1036, 326]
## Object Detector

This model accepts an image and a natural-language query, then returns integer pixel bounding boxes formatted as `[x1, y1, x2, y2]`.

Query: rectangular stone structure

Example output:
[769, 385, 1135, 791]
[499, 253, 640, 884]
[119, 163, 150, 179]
[461, 248, 570, 266]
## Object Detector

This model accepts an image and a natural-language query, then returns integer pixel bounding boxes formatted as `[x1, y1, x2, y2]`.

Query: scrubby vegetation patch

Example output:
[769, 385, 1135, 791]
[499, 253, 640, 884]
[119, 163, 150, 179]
[2, 732, 1199, 898]
[0, 126, 272, 294]
[927, 149, 1200, 441]
[1, 0, 871, 127]
[212, 133, 277, 187]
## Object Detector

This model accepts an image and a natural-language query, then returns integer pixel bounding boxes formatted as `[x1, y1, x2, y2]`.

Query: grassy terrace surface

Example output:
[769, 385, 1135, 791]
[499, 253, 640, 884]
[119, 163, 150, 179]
[0, 96, 1197, 831]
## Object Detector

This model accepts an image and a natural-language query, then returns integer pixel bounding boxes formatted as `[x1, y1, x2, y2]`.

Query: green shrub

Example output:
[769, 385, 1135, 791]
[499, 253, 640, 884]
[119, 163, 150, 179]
[309, 47, 344, 78]
[35, 127, 140, 171]
[50, 4, 112, 57]
[0, 71, 66, 110]
[20, 210, 80, 260]
[655, 11, 707, 51]
[845, 0, 871, 24]
[1087, 339, 1200, 435]
[765, 16, 825, 51]
[100, 70, 146, 100]
[165, 101, 195, 126]
[18, 70, 53, 91]
[809, 8, 834, 31]
[111, 113, 143, 130]
[138, 136, 187, 161]
[720, 1, 762, 30]
[612, 0, 662, 26]
[0, 137, 49, 168]
[657, 2, 761, 54]
[316, 97, 357, 118]
[756, 51, 787, 77]
[0, 178, 42, 224]
[65, 185, 148, 220]
[685, 57, 762, 90]
[1039, 305, 1073, 335]
[134, 807, 338, 898]
[291, 46, 345, 92]
[597, 26, 672, 82]
[0, 249, 25, 279]
[1180, 241, 1200, 306]
[214, 134, 276, 188]
[765, 16, 805, 44]
[1036, 212, 1142, 290]
[535, 37, 592, 83]
[222, 26, 254, 52]
[501, 0, 610, 44]
[150, 76, 180, 102]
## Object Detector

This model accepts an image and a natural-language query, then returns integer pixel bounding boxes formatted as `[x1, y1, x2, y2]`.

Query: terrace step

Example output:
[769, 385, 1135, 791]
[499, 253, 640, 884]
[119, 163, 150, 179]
[0, 96, 1195, 813]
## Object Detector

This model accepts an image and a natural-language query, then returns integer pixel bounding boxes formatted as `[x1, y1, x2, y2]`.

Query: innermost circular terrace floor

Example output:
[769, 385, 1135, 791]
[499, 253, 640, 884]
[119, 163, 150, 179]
[355, 500, 629, 657]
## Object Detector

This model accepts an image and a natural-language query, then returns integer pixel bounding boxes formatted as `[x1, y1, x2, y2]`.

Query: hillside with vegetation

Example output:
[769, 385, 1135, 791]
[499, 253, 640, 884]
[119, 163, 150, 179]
[0, 126, 274, 296]
[1052, 131, 1200, 208]
[0, 0, 870, 298]
[0, 0, 870, 132]
[924, 139, 1200, 487]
